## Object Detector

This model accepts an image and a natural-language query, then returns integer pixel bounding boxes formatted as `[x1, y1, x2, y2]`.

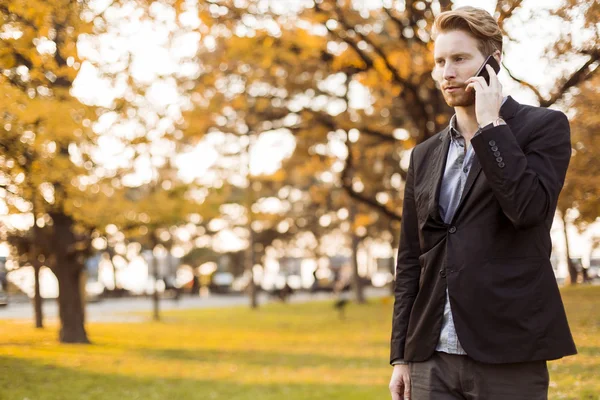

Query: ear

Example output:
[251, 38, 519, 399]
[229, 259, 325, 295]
[492, 49, 502, 66]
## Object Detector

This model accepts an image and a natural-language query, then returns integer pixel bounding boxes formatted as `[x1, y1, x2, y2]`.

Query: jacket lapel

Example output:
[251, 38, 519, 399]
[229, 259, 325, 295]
[427, 128, 451, 223]
[457, 152, 482, 209]
[453, 96, 520, 220]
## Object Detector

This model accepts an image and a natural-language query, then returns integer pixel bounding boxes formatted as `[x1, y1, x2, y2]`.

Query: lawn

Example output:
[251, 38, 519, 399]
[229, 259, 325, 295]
[0, 286, 598, 400]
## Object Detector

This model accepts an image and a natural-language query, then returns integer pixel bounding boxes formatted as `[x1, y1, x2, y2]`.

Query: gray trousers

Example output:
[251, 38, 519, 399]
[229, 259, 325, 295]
[410, 352, 549, 400]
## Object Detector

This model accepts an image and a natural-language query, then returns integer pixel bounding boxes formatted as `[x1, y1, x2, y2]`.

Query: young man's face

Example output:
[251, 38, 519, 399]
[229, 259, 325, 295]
[432, 30, 487, 108]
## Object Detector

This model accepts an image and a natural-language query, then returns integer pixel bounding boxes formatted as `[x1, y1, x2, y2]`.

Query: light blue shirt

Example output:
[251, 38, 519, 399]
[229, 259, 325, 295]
[435, 114, 471, 355]
[436, 97, 507, 356]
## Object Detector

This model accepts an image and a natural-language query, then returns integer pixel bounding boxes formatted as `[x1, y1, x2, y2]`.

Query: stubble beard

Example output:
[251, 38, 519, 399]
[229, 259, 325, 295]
[443, 88, 476, 108]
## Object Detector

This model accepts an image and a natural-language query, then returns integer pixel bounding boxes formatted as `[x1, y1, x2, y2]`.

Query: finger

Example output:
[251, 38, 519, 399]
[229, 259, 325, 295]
[473, 79, 485, 91]
[404, 381, 411, 400]
[467, 75, 487, 87]
[402, 374, 411, 399]
[389, 378, 402, 400]
[485, 64, 497, 78]
[466, 81, 484, 93]
[486, 65, 500, 91]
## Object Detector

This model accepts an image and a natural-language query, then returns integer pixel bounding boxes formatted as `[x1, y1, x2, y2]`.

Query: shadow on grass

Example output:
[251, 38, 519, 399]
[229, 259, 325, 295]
[135, 347, 383, 369]
[0, 356, 386, 400]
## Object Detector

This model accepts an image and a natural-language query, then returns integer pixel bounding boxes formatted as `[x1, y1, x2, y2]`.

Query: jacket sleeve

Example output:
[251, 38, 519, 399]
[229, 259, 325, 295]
[471, 110, 571, 229]
[390, 149, 422, 364]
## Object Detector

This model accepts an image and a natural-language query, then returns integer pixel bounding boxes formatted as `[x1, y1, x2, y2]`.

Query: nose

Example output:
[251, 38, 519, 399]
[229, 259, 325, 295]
[443, 63, 456, 81]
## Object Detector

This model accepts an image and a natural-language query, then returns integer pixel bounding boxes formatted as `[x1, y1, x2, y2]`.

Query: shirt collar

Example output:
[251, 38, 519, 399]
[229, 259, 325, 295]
[449, 114, 460, 140]
[448, 96, 508, 140]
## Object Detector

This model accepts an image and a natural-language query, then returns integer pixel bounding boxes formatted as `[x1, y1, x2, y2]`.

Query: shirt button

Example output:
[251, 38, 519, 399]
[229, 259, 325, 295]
[496, 157, 503, 163]
[491, 146, 499, 152]
[463, 167, 469, 173]
[440, 269, 447, 278]
[489, 140, 496, 146]
[449, 226, 457, 233]
[498, 162, 506, 168]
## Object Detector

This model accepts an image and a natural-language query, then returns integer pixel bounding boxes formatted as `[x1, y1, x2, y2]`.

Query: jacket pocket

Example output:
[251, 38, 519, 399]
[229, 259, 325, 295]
[486, 257, 543, 292]
[479, 257, 544, 331]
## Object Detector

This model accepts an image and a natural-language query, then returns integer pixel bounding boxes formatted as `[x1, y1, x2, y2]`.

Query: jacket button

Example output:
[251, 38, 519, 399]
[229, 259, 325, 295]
[493, 151, 501, 157]
[449, 226, 457, 233]
[489, 140, 496, 146]
[496, 157, 503, 163]
[491, 146, 499, 152]
[498, 162, 506, 168]
[440, 269, 447, 277]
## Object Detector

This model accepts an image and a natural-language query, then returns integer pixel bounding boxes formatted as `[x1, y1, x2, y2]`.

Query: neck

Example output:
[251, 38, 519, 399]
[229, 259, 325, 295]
[454, 105, 480, 142]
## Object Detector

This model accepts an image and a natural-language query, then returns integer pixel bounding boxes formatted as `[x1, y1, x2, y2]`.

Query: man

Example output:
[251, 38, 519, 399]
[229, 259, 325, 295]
[388, 6, 577, 400]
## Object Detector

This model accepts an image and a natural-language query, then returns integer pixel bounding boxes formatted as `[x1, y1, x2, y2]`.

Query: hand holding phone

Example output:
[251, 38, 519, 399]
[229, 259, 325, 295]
[466, 54, 504, 127]
[474, 55, 501, 85]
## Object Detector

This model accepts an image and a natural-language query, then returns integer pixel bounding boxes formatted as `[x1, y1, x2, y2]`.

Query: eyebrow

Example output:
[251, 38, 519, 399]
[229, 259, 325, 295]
[434, 52, 471, 61]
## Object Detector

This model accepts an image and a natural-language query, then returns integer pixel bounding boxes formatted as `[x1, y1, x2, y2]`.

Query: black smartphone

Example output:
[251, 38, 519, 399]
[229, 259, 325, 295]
[474, 55, 501, 85]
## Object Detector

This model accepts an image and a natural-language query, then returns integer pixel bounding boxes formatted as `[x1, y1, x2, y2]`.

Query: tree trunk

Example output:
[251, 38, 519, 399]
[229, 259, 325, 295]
[350, 204, 366, 304]
[561, 210, 578, 285]
[30, 204, 43, 328]
[51, 211, 90, 344]
[245, 134, 258, 309]
[246, 237, 258, 309]
[33, 262, 43, 329]
[108, 248, 118, 291]
[56, 268, 89, 343]
[351, 236, 366, 304]
[151, 250, 160, 321]
[80, 267, 87, 323]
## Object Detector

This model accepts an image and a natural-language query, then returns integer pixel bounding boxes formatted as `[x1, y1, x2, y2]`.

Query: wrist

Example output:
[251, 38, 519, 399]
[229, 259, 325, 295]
[479, 116, 505, 129]
[478, 115, 499, 127]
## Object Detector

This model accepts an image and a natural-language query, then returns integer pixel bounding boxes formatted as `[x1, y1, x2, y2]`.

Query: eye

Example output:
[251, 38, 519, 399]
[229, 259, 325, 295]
[435, 59, 445, 66]
[455, 57, 464, 62]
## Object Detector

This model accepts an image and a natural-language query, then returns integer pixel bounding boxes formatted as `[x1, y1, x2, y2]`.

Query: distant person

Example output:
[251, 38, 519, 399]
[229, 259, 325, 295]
[332, 264, 351, 319]
[271, 282, 294, 302]
[191, 274, 200, 296]
[310, 267, 319, 292]
[389, 6, 576, 400]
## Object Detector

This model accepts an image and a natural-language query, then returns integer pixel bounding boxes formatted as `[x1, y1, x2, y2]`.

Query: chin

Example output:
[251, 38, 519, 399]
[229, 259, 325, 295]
[443, 91, 475, 107]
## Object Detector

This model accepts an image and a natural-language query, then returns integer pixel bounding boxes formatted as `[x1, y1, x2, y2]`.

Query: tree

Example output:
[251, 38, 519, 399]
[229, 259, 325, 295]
[541, 0, 599, 284]
[105, 157, 222, 320]
[177, 0, 599, 290]
[4, 212, 47, 328]
[557, 75, 600, 283]
[559, 76, 600, 226]
[0, 0, 101, 343]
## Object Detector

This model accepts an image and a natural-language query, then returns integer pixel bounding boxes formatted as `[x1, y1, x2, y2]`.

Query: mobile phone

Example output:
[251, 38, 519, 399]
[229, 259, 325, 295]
[474, 55, 501, 85]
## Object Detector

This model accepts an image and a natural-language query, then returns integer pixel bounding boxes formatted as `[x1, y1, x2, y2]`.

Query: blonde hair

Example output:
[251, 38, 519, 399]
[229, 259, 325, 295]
[432, 6, 503, 57]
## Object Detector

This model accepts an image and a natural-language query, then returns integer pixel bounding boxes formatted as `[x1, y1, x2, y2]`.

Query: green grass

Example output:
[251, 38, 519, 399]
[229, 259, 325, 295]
[0, 286, 599, 399]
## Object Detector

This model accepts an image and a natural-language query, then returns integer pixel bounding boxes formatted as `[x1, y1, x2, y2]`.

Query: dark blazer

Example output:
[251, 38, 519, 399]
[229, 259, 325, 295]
[390, 96, 577, 364]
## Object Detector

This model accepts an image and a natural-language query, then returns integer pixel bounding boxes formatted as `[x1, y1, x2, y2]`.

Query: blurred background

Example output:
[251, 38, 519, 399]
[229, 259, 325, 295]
[0, 0, 599, 398]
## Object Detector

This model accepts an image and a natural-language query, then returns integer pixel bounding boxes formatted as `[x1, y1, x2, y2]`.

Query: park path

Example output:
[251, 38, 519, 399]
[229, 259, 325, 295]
[0, 287, 388, 323]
